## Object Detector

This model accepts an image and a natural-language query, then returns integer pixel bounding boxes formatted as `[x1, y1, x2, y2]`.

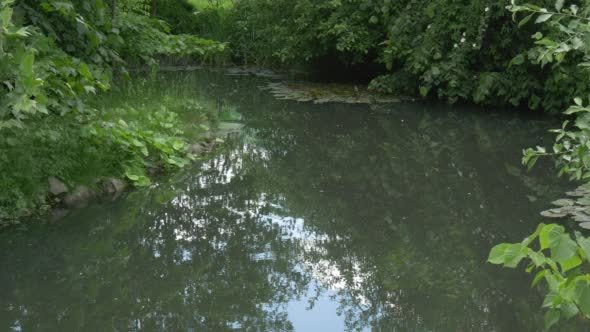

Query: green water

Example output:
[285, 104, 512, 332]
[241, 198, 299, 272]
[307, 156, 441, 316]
[0, 70, 580, 331]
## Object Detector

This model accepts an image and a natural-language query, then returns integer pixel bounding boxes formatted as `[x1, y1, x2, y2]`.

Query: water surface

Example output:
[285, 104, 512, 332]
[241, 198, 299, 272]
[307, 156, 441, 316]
[0, 70, 576, 331]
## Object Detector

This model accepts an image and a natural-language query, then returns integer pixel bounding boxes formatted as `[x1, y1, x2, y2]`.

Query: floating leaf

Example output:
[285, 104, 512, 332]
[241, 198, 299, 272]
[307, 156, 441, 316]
[578, 196, 590, 206]
[552, 199, 575, 206]
[574, 213, 590, 223]
[264, 82, 404, 104]
[541, 209, 568, 218]
[566, 190, 586, 197]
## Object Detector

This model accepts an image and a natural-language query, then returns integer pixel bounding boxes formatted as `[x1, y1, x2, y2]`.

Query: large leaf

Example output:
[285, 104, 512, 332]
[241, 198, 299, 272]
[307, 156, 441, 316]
[560, 301, 579, 319]
[551, 234, 577, 264]
[560, 254, 582, 273]
[544, 309, 560, 330]
[488, 243, 511, 264]
[540, 224, 564, 250]
[576, 282, 590, 318]
[487, 242, 526, 268]
[529, 251, 547, 267]
[576, 232, 590, 261]
[504, 243, 527, 267]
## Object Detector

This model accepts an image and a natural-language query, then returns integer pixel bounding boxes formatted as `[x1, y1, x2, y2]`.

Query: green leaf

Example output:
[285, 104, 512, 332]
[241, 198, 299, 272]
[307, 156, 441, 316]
[560, 301, 578, 319]
[522, 224, 544, 247]
[575, 97, 583, 106]
[20, 51, 34, 78]
[419, 86, 429, 97]
[575, 233, 590, 261]
[555, 0, 564, 11]
[509, 54, 525, 67]
[532, 270, 547, 287]
[560, 254, 582, 273]
[564, 105, 585, 115]
[529, 251, 547, 267]
[518, 13, 534, 27]
[576, 283, 590, 318]
[83, 85, 96, 94]
[172, 140, 185, 151]
[126, 173, 139, 181]
[551, 234, 577, 264]
[78, 62, 93, 80]
[0, 7, 13, 25]
[546, 263, 561, 282]
[543, 291, 560, 308]
[536, 13, 553, 24]
[544, 309, 560, 330]
[131, 139, 144, 147]
[504, 243, 526, 268]
[540, 224, 564, 250]
[488, 243, 511, 264]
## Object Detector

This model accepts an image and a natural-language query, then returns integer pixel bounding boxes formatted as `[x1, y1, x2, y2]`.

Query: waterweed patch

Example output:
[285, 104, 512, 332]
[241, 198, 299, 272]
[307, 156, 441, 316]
[226, 67, 285, 79]
[262, 82, 405, 104]
[540, 184, 590, 229]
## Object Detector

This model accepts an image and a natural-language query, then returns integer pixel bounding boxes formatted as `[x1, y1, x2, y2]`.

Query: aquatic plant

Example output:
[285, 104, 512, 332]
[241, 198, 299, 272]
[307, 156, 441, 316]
[489, 223, 590, 330]
[263, 82, 402, 104]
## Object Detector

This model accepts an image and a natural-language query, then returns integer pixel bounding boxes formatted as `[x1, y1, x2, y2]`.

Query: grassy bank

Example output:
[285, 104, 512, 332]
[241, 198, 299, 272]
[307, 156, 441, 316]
[0, 0, 229, 226]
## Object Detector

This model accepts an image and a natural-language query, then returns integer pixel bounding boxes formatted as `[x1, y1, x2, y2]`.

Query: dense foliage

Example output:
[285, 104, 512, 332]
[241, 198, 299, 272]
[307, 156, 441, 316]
[516, 0, 590, 181]
[222, 0, 588, 112]
[0, 0, 225, 223]
[489, 223, 590, 330]
[490, 1, 590, 329]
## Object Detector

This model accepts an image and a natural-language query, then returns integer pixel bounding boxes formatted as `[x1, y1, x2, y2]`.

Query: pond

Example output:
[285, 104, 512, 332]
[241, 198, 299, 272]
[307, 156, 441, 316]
[0, 69, 578, 331]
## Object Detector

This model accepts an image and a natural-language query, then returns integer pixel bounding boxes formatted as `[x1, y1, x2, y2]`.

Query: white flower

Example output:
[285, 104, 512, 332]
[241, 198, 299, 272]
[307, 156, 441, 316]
[462, 32, 466, 37]
[485, 7, 489, 12]
[454, 43, 458, 48]
[427, 24, 431, 29]
[460, 38, 466, 43]
[472, 43, 477, 48]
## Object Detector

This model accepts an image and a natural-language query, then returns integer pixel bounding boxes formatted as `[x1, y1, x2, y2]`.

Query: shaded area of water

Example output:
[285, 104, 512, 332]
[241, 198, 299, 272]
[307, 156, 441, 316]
[0, 70, 579, 331]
